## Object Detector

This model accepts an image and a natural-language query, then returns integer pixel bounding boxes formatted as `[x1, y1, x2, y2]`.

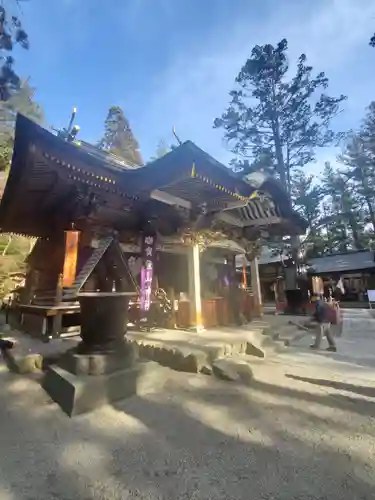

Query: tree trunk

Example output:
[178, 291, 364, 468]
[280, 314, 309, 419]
[270, 83, 287, 190]
[350, 224, 362, 249]
[272, 122, 287, 188]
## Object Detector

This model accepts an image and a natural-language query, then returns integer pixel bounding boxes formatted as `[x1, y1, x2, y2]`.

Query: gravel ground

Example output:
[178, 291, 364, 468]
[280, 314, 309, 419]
[1, 350, 375, 499]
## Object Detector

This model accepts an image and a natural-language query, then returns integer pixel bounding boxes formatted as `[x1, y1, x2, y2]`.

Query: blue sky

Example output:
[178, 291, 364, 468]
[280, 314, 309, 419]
[10, 0, 375, 171]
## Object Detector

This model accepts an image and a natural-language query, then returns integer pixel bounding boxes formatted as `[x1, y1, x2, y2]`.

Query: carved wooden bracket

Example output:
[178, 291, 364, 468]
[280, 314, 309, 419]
[178, 228, 227, 252]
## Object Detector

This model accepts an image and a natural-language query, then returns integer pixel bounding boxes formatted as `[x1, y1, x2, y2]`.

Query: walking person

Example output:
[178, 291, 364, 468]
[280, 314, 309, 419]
[310, 294, 337, 352]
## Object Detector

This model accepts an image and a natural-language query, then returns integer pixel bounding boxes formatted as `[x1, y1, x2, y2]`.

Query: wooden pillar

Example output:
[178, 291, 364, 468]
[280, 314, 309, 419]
[226, 254, 241, 325]
[188, 244, 204, 332]
[62, 230, 80, 287]
[250, 257, 263, 317]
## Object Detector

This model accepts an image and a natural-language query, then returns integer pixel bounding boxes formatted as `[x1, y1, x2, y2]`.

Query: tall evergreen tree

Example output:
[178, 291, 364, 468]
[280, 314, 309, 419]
[98, 106, 143, 166]
[0, 79, 44, 171]
[336, 102, 375, 247]
[320, 162, 365, 251]
[0, 1, 29, 101]
[291, 170, 325, 257]
[339, 134, 375, 234]
[150, 139, 169, 161]
[214, 39, 346, 194]
[215, 38, 347, 303]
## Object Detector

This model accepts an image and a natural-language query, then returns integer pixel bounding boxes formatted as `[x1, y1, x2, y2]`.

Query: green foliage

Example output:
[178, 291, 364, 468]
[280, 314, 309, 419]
[290, 170, 325, 257]
[0, 234, 33, 300]
[335, 101, 375, 248]
[291, 170, 322, 226]
[370, 33, 375, 47]
[0, 79, 44, 171]
[292, 112, 375, 257]
[98, 106, 143, 167]
[0, 80, 41, 296]
[0, 1, 29, 101]
[214, 38, 346, 192]
[149, 139, 170, 162]
[320, 162, 365, 252]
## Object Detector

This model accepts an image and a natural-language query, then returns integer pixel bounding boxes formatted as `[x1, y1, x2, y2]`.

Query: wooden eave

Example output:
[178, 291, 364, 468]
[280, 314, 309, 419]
[122, 141, 255, 200]
[0, 114, 307, 239]
[0, 115, 150, 236]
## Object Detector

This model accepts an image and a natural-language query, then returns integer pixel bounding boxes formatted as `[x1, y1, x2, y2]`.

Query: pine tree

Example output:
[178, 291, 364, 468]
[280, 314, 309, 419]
[291, 170, 324, 257]
[370, 33, 375, 47]
[0, 2, 29, 101]
[0, 79, 44, 171]
[336, 102, 375, 247]
[150, 139, 169, 161]
[98, 106, 143, 167]
[339, 134, 375, 234]
[320, 162, 365, 251]
[214, 39, 346, 194]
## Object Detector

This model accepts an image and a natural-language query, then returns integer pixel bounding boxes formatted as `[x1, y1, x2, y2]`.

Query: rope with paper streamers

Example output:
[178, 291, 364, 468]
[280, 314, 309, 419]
[190, 162, 260, 202]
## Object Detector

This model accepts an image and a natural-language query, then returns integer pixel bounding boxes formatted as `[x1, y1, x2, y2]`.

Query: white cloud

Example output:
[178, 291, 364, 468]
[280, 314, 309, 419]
[137, 0, 375, 166]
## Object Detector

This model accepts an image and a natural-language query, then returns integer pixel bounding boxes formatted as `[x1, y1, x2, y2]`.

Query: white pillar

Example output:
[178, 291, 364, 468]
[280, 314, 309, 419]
[250, 257, 263, 317]
[187, 244, 204, 332]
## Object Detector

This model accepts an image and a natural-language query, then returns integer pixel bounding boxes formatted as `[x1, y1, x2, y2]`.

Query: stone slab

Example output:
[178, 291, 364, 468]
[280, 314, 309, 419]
[245, 341, 265, 358]
[2, 349, 43, 374]
[212, 359, 240, 382]
[0, 329, 79, 374]
[212, 357, 254, 385]
[128, 326, 264, 370]
[1, 323, 271, 377]
[135, 342, 209, 373]
[42, 360, 169, 417]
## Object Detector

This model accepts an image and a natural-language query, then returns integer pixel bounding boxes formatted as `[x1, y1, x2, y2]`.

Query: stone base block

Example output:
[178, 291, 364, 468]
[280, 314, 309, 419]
[60, 342, 138, 375]
[42, 360, 168, 417]
[212, 357, 254, 385]
[136, 343, 209, 373]
[3, 350, 43, 374]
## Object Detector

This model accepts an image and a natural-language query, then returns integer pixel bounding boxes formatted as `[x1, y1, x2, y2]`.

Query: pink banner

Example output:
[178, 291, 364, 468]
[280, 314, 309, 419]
[139, 231, 156, 323]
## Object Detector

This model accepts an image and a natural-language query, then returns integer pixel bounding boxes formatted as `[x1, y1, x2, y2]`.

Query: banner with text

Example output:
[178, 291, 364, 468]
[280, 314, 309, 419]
[139, 230, 157, 324]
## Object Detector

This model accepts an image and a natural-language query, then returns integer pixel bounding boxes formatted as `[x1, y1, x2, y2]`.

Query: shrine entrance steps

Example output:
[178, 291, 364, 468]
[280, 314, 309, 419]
[0, 320, 279, 375]
[125, 323, 272, 372]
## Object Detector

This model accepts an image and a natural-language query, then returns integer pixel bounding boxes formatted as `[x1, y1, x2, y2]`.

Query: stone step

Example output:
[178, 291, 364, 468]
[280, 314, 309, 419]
[259, 321, 321, 349]
[127, 334, 266, 374]
[212, 356, 254, 384]
[1, 324, 270, 375]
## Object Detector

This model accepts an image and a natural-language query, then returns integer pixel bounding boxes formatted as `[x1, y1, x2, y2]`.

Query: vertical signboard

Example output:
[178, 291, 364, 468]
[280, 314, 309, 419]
[62, 230, 80, 287]
[139, 230, 156, 324]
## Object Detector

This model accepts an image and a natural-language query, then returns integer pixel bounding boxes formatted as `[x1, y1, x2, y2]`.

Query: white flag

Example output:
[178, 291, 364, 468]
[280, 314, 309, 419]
[336, 278, 345, 294]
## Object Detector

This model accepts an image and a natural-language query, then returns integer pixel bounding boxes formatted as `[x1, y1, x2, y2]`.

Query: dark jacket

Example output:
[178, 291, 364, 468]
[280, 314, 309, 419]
[314, 300, 331, 324]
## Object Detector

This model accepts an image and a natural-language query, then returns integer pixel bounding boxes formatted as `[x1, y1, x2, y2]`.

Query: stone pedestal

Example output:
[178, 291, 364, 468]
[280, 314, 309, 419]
[42, 354, 166, 417]
[42, 292, 168, 417]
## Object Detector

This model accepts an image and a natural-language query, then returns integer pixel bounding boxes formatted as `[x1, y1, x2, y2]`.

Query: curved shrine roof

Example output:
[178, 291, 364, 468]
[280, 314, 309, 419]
[0, 114, 307, 238]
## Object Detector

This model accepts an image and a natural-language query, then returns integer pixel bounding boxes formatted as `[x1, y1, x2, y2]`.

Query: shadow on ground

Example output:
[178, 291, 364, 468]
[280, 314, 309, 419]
[286, 373, 375, 399]
[0, 355, 375, 499]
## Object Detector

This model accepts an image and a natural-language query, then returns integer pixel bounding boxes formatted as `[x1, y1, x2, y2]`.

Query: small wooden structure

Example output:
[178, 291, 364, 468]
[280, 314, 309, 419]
[0, 114, 307, 339]
[307, 250, 375, 303]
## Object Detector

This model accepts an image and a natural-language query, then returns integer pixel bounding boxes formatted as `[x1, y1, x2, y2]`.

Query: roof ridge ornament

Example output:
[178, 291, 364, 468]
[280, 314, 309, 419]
[172, 126, 182, 146]
[52, 106, 80, 144]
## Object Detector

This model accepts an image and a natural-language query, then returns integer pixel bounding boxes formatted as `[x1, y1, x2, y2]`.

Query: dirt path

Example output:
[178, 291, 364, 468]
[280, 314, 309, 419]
[1, 348, 375, 499]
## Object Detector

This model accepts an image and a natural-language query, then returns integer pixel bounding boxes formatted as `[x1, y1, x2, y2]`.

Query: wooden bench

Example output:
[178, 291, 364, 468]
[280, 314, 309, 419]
[13, 302, 80, 339]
